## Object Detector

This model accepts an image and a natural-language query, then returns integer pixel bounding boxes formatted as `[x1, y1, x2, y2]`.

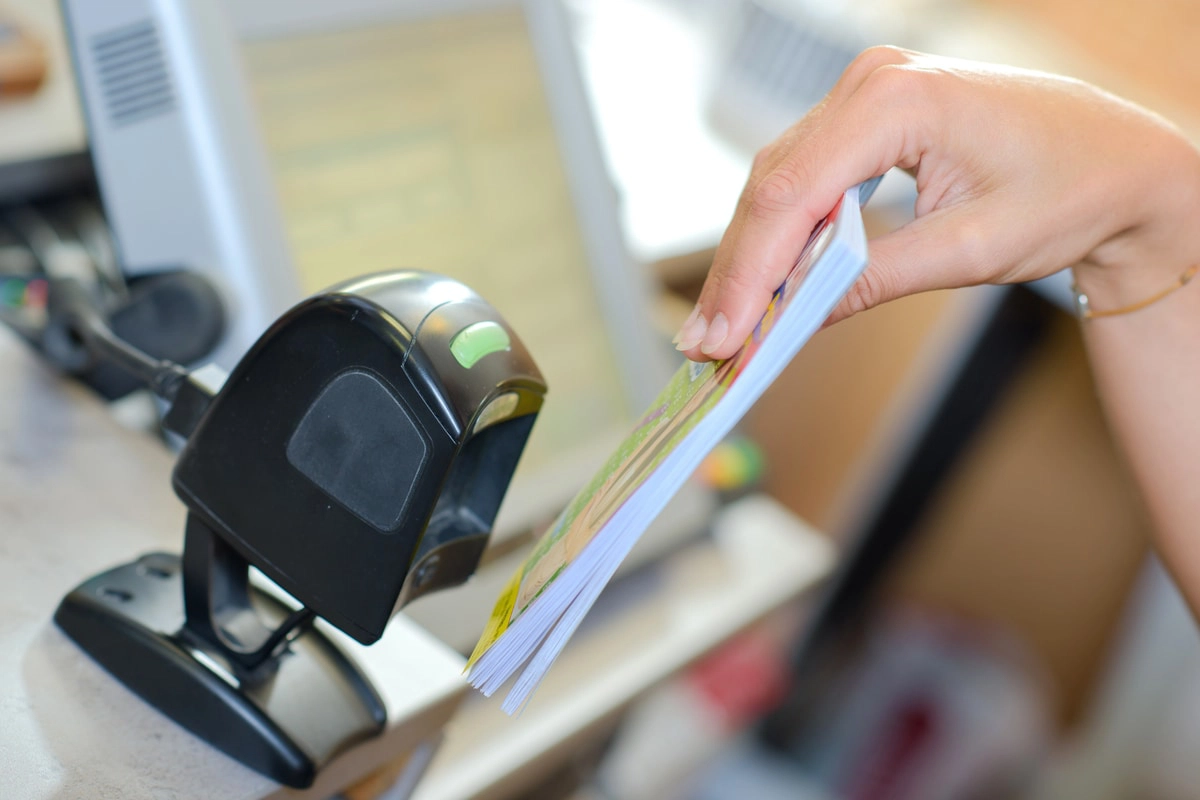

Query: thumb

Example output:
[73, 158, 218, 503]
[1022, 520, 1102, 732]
[827, 204, 994, 325]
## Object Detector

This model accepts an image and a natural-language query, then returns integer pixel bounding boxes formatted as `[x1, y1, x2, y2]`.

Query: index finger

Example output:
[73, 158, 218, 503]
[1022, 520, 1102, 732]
[676, 50, 925, 361]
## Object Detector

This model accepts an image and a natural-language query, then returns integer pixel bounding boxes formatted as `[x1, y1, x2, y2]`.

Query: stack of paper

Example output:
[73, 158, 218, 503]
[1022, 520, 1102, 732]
[467, 180, 879, 713]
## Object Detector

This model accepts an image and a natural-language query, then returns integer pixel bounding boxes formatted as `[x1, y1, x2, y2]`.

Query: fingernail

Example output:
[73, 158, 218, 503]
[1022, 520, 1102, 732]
[674, 305, 708, 351]
[699, 312, 728, 356]
[671, 304, 699, 344]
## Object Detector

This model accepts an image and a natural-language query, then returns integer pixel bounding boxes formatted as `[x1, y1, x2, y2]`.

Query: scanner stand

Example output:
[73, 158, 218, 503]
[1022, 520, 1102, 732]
[54, 514, 387, 788]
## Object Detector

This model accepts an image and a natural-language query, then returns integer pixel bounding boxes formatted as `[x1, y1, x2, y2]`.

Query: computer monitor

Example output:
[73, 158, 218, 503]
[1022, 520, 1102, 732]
[224, 0, 693, 541]
[58, 0, 705, 552]
[60, 0, 303, 372]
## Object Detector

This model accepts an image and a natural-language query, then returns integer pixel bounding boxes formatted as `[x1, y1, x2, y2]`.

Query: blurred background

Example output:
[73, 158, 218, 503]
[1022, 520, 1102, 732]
[3, 0, 1200, 798]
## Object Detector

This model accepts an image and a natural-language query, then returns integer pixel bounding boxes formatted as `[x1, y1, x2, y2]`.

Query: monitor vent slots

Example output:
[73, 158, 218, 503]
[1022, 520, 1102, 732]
[90, 20, 176, 127]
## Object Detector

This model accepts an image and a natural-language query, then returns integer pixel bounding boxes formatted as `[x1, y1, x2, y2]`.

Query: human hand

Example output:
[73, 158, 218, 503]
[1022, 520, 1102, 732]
[675, 47, 1200, 360]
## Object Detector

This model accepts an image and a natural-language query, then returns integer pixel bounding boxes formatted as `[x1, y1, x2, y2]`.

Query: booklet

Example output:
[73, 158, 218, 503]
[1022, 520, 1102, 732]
[466, 179, 880, 713]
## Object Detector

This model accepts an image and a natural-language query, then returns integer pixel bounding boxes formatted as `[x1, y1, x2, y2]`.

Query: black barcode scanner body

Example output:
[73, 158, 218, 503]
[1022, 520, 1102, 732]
[53, 270, 546, 787]
[174, 271, 546, 644]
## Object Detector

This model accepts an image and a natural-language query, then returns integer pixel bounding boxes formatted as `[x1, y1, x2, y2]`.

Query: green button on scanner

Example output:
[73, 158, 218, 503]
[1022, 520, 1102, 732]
[450, 321, 511, 368]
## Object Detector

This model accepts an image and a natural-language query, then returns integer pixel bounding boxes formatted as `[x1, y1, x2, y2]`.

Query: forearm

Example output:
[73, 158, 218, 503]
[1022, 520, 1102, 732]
[1065, 132, 1200, 611]
[1081, 281, 1200, 614]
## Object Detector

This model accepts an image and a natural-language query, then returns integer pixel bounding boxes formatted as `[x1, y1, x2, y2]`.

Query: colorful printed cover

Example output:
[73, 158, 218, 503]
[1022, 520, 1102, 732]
[466, 193, 850, 670]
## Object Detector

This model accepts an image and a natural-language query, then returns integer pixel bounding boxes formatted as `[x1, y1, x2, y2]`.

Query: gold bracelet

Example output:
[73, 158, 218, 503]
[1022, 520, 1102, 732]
[1072, 264, 1199, 319]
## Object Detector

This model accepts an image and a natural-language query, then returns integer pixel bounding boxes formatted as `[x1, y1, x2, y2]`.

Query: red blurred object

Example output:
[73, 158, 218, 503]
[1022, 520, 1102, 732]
[688, 631, 791, 731]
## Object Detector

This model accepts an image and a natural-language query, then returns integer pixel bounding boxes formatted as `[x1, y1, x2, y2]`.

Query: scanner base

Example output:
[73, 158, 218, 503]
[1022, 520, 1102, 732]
[54, 552, 387, 788]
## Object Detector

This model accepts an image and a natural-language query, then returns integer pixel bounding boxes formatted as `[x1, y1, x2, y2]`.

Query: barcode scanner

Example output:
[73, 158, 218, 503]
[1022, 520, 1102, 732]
[51, 270, 546, 787]
[173, 271, 546, 644]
